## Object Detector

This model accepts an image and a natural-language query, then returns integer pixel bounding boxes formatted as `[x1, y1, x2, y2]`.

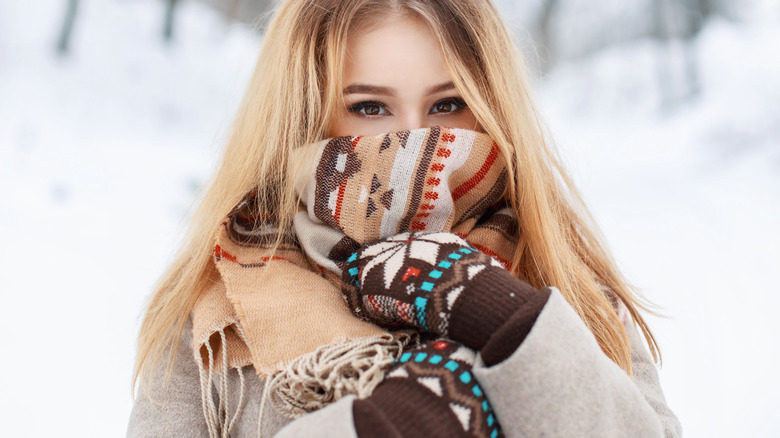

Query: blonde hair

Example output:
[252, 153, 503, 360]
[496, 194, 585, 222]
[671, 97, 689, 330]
[132, 0, 660, 397]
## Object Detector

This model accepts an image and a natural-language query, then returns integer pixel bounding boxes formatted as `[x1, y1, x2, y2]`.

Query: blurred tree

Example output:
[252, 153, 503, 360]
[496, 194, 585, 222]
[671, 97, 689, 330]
[56, 0, 79, 54]
[682, 0, 715, 98]
[537, 0, 561, 72]
[500, 0, 656, 74]
[162, 0, 275, 41]
[224, 0, 243, 22]
[194, 0, 276, 28]
[654, 0, 717, 109]
[164, 0, 180, 41]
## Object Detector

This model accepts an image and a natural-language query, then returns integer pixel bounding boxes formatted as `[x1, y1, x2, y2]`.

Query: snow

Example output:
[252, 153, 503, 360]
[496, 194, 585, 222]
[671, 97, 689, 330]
[0, 0, 260, 435]
[1, 0, 778, 436]
[536, 16, 780, 438]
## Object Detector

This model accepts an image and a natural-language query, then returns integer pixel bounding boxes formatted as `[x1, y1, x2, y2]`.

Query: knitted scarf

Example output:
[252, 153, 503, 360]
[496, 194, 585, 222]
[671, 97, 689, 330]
[190, 126, 519, 434]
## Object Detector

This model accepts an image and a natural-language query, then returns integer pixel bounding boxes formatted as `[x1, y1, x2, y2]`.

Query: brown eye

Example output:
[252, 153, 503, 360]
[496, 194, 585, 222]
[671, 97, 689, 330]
[364, 104, 381, 116]
[430, 98, 467, 114]
[436, 101, 455, 113]
[348, 101, 389, 117]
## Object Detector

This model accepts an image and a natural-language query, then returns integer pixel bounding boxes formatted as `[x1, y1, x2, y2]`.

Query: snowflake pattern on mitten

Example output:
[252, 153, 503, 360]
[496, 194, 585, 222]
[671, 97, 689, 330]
[342, 231, 505, 337]
[353, 337, 504, 438]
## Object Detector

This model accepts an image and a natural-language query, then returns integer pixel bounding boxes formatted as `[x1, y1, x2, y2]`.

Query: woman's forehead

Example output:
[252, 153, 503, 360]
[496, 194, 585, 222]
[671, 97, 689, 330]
[341, 15, 452, 97]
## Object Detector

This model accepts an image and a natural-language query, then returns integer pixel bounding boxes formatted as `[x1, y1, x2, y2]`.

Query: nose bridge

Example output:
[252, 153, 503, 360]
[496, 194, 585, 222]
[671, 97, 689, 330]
[396, 104, 428, 132]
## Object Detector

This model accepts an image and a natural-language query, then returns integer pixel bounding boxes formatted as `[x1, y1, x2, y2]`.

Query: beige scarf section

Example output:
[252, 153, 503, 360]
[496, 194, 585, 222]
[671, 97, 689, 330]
[189, 127, 517, 434]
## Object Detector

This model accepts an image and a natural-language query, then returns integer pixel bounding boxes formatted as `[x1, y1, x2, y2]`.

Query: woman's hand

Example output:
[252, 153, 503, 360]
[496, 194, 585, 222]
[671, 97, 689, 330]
[353, 337, 503, 438]
[342, 231, 551, 358]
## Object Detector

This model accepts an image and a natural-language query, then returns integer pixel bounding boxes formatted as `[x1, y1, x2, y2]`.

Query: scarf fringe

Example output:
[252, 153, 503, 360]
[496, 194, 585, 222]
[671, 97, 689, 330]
[264, 330, 419, 418]
[196, 326, 249, 438]
[196, 328, 418, 437]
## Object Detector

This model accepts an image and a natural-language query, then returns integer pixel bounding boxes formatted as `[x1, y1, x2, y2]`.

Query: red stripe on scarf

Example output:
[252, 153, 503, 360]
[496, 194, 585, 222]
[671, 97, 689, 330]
[470, 242, 512, 270]
[214, 244, 238, 262]
[451, 142, 499, 201]
[214, 244, 286, 265]
[334, 136, 362, 223]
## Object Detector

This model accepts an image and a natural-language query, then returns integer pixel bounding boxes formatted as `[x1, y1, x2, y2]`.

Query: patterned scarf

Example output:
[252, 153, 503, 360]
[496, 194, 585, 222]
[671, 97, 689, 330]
[190, 126, 519, 430]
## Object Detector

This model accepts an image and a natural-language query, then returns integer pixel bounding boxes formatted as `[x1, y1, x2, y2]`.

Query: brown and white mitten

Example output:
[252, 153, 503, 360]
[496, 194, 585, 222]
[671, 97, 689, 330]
[353, 337, 503, 438]
[343, 231, 551, 366]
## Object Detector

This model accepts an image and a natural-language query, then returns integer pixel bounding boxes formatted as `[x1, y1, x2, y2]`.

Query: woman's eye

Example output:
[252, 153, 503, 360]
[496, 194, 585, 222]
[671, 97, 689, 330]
[430, 98, 468, 114]
[348, 101, 389, 117]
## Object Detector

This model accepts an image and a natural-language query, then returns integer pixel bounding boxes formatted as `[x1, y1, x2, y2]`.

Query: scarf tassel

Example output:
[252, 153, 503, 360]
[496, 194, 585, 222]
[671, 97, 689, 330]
[197, 328, 418, 437]
[196, 326, 248, 438]
[264, 330, 418, 418]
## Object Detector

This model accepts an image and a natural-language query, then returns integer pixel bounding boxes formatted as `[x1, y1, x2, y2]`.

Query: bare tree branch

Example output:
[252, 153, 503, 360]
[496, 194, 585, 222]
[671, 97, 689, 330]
[163, 0, 180, 41]
[56, 0, 79, 55]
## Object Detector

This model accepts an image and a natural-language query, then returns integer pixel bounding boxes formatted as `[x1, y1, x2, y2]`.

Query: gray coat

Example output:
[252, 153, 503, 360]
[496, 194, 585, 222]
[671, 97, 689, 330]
[126, 289, 682, 437]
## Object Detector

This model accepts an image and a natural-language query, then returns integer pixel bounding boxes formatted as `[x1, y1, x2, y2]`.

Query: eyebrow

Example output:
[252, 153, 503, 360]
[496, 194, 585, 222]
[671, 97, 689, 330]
[426, 81, 456, 95]
[342, 84, 395, 96]
[342, 81, 456, 97]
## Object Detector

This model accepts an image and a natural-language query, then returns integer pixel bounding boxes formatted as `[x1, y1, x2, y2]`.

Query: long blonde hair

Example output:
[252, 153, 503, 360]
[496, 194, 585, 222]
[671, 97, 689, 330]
[132, 0, 660, 397]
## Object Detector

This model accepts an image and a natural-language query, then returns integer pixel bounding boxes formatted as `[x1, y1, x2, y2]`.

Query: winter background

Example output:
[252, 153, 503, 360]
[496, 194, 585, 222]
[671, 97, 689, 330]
[0, 0, 778, 436]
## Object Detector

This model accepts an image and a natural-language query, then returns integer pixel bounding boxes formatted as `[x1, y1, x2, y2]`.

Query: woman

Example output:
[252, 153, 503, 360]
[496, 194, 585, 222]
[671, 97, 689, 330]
[127, 0, 682, 437]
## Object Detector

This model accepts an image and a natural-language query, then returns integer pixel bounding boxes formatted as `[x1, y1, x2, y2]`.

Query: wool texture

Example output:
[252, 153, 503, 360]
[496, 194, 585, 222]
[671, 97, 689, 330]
[342, 231, 551, 356]
[343, 231, 551, 438]
[354, 337, 504, 438]
[190, 127, 523, 434]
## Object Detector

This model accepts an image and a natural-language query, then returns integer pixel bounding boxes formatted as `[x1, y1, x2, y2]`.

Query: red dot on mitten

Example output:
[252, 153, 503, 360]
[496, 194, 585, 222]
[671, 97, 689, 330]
[343, 231, 551, 365]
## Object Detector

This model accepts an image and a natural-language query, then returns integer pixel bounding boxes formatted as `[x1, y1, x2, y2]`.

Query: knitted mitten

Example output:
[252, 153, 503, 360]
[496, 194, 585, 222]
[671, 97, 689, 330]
[342, 231, 551, 365]
[353, 337, 503, 438]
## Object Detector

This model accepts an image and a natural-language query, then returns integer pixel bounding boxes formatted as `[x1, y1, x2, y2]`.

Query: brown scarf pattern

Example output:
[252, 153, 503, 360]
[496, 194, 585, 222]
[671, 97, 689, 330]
[190, 126, 519, 433]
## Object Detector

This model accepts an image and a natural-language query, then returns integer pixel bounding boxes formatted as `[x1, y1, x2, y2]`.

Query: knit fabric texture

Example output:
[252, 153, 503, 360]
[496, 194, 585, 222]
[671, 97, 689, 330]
[191, 126, 515, 370]
[342, 231, 550, 355]
[354, 338, 503, 438]
[190, 127, 524, 427]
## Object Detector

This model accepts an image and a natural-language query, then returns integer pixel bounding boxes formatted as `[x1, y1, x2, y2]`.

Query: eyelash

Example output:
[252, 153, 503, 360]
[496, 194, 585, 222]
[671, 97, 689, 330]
[431, 98, 468, 114]
[347, 98, 468, 118]
[347, 100, 388, 117]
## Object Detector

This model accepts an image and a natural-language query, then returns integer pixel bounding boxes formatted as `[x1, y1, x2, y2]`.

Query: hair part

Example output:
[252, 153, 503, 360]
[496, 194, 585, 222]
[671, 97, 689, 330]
[132, 0, 660, 398]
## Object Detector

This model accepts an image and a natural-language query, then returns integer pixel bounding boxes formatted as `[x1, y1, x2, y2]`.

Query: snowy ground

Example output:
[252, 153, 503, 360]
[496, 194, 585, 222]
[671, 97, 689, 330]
[1, 1, 778, 437]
